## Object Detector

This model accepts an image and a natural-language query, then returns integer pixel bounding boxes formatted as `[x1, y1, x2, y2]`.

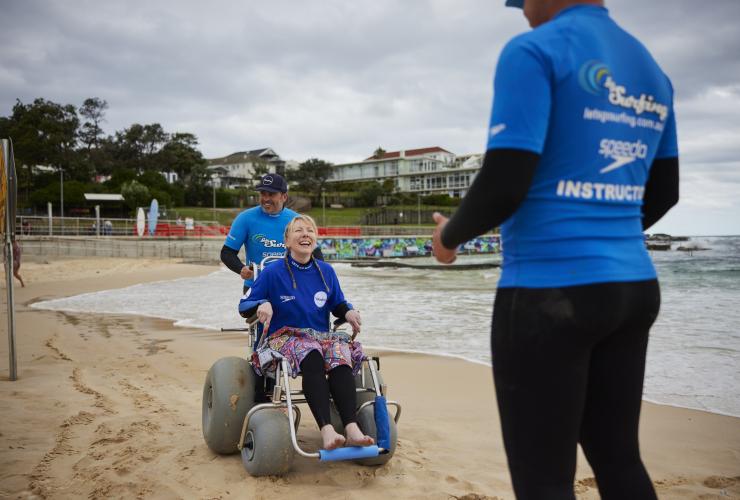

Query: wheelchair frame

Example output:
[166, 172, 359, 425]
[237, 256, 402, 460]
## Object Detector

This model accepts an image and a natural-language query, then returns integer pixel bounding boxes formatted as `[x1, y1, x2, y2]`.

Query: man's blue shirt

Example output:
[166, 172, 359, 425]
[487, 5, 678, 287]
[238, 256, 348, 336]
[223, 206, 298, 287]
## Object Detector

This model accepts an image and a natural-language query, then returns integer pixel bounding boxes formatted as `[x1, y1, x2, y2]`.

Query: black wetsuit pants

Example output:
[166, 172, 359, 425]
[300, 350, 358, 428]
[492, 280, 660, 500]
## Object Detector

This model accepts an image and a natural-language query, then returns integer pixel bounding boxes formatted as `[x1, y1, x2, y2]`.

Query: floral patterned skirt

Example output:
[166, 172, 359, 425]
[251, 326, 365, 379]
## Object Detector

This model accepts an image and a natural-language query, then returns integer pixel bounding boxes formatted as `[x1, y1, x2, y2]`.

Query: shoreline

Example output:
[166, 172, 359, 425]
[2, 258, 739, 498]
[25, 260, 740, 420]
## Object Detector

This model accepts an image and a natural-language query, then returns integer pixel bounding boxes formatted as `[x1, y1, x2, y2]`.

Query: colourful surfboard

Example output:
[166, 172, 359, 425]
[148, 199, 159, 236]
[136, 207, 145, 237]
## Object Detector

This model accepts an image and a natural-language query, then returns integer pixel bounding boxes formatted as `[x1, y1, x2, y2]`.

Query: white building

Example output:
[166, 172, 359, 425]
[328, 147, 482, 197]
[206, 148, 284, 189]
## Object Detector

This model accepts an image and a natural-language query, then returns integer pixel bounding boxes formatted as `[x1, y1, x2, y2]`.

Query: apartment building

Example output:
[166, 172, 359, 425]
[206, 148, 285, 188]
[328, 147, 482, 197]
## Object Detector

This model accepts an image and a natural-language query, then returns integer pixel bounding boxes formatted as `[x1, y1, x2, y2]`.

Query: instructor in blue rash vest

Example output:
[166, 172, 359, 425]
[220, 173, 322, 294]
[432, 1, 678, 498]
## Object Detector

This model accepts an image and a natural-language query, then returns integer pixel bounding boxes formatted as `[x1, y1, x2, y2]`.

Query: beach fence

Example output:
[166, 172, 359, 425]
[16, 215, 224, 238]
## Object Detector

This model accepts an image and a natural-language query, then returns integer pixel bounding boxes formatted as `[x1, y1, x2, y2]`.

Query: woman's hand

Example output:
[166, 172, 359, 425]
[257, 302, 273, 333]
[345, 309, 362, 336]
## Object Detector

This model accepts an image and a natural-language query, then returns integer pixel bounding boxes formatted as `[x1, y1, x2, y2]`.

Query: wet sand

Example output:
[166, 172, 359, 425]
[1, 258, 738, 499]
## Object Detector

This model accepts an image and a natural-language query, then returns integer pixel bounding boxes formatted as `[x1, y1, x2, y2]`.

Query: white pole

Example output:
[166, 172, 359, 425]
[60, 168, 64, 235]
[2, 139, 18, 381]
[47, 202, 53, 235]
[95, 205, 100, 237]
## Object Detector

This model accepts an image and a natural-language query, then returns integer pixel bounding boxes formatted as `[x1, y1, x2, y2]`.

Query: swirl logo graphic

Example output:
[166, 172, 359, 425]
[579, 60, 611, 95]
[252, 233, 266, 243]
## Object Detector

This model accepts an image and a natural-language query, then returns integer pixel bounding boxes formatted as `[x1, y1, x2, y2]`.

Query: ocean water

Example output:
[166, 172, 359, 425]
[33, 237, 740, 417]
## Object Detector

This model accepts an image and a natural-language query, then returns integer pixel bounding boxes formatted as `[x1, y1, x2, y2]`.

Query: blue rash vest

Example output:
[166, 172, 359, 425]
[487, 5, 678, 288]
[238, 255, 349, 337]
[223, 206, 298, 287]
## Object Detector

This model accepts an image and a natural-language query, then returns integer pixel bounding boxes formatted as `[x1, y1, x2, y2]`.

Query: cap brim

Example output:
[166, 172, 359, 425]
[256, 186, 285, 193]
[505, 0, 524, 7]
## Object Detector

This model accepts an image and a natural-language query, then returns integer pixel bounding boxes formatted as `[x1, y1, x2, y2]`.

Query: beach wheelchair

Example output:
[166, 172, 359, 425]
[201, 257, 401, 476]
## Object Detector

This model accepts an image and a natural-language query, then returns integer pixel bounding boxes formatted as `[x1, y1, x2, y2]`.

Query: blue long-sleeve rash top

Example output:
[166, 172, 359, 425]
[238, 254, 350, 336]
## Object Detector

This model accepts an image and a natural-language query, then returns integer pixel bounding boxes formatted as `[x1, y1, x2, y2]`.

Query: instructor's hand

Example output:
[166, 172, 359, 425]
[345, 309, 362, 336]
[240, 265, 254, 280]
[432, 212, 457, 264]
[257, 302, 273, 333]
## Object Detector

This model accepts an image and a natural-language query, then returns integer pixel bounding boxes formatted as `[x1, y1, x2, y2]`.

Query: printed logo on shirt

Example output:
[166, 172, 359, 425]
[489, 123, 507, 138]
[313, 291, 328, 308]
[280, 295, 295, 303]
[578, 60, 669, 121]
[252, 233, 286, 248]
[578, 60, 612, 96]
[597, 138, 648, 174]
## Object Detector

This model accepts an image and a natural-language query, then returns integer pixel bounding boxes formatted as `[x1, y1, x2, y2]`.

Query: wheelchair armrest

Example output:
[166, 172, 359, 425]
[240, 304, 259, 320]
[332, 317, 347, 331]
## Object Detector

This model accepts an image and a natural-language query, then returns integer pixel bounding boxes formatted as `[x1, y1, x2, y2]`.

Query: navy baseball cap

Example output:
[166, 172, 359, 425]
[255, 173, 288, 193]
[505, 0, 524, 7]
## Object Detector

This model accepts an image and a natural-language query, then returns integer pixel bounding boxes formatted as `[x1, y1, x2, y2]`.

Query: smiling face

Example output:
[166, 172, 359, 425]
[285, 216, 318, 263]
[259, 190, 288, 215]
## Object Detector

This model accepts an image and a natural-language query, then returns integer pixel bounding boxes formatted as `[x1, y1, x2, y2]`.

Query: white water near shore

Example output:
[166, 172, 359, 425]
[33, 236, 740, 417]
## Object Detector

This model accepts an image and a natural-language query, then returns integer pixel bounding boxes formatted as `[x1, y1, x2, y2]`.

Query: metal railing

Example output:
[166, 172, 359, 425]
[15, 215, 221, 237]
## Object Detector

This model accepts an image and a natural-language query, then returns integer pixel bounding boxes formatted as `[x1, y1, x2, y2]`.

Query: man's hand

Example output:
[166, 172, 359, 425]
[432, 212, 457, 264]
[240, 265, 254, 280]
[345, 309, 362, 336]
[257, 302, 273, 333]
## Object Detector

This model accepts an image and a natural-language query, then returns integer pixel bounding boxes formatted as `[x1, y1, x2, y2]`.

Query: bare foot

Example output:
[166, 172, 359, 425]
[320, 425, 346, 450]
[344, 422, 374, 447]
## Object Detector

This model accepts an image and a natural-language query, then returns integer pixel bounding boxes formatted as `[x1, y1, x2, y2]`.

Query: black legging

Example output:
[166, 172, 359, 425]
[300, 350, 357, 428]
[492, 280, 660, 500]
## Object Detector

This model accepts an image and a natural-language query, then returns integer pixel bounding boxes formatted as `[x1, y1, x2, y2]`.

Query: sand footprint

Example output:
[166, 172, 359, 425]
[703, 475, 740, 489]
[45, 334, 72, 361]
[71, 367, 115, 414]
[574, 476, 597, 494]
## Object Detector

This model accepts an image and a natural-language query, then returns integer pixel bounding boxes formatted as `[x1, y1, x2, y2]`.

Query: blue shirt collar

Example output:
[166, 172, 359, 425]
[555, 4, 608, 20]
[287, 253, 313, 271]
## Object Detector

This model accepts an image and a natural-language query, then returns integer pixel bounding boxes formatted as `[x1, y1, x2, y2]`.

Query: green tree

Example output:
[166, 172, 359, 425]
[112, 123, 168, 172]
[120, 179, 151, 212]
[184, 163, 211, 206]
[373, 147, 387, 159]
[157, 132, 206, 182]
[3, 98, 80, 201]
[250, 157, 271, 183]
[78, 97, 108, 151]
[357, 181, 385, 207]
[294, 158, 334, 203]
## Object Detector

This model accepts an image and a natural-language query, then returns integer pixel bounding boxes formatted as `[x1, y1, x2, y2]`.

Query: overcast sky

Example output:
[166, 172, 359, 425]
[1, 0, 739, 235]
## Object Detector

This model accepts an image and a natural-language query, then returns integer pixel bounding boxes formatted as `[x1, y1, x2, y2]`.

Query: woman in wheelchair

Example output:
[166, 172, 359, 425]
[238, 214, 374, 450]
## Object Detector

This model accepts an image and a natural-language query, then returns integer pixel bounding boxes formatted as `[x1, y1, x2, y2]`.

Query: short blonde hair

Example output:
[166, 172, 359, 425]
[283, 214, 319, 241]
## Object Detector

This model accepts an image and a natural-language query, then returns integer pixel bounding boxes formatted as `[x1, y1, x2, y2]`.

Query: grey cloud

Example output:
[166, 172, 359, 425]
[1, 0, 739, 172]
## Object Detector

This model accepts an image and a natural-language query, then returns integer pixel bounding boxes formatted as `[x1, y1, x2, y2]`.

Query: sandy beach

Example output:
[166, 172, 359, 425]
[1, 258, 739, 499]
